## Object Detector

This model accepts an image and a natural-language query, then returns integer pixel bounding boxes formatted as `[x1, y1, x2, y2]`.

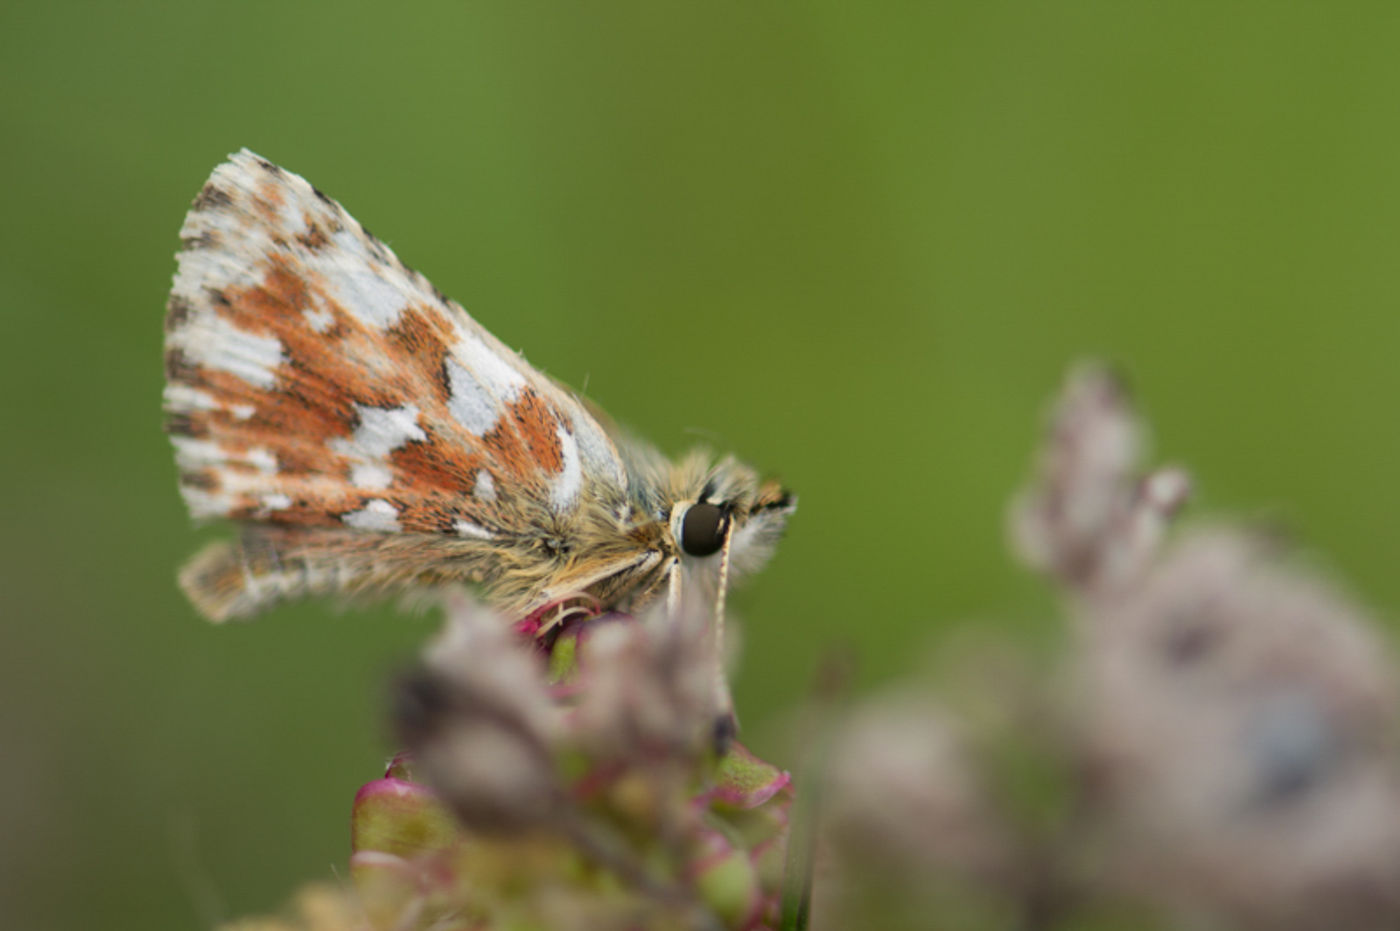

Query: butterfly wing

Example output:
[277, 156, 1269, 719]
[165, 150, 636, 618]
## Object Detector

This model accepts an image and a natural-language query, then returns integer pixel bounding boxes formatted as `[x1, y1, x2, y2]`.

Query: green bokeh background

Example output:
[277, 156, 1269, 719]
[6, 3, 1400, 928]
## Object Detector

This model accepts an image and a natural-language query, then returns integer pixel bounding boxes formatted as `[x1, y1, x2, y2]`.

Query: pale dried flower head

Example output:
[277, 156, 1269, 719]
[1077, 529, 1400, 928]
[572, 601, 723, 763]
[361, 590, 794, 930]
[1010, 363, 1190, 597]
[392, 591, 563, 833]
[821, 692, 1013, 883]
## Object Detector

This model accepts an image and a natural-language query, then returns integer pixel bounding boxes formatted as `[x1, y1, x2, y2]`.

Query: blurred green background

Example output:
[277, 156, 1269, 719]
[6, 2, 1400, 927]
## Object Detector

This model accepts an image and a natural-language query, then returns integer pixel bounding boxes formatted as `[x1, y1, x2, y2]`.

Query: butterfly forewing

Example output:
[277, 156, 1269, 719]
[164, 150, 629, 545]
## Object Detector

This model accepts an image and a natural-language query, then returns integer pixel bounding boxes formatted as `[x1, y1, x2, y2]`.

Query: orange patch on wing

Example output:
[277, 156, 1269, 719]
[386, 307, 453, 405]
[391, 436, 480, 496]
[216, 259, 310, 333]
[222, 259, 404, 400]
[483, 389, 564, 482]
[248, 495, 350, 528]
[297, 211, 332, 251]
[395, 496, 469, 535]
[254, 177, 286, 227]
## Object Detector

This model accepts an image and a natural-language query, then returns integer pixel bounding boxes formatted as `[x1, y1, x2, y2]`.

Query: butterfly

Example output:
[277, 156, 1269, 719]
[163, 150, 795, 638]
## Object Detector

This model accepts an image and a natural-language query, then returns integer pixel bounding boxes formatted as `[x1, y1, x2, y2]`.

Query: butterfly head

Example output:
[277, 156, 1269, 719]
[661, 453, 795, 581]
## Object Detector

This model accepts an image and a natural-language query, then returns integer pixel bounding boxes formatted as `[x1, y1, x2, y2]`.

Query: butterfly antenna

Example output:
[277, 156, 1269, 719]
[666, 556, 683, 618]
[713, 522, 737, 729]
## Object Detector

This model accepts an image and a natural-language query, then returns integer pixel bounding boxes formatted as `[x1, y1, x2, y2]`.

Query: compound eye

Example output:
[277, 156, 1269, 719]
[679, 502, 728, 557]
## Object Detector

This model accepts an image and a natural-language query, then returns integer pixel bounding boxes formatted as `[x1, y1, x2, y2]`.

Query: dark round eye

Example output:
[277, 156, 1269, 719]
[680, 502, 728, 557]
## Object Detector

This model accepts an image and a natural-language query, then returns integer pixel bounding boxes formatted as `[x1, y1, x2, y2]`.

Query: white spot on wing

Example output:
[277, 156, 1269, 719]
[350, 463, 393, 490]
[173, 313, 284, 389]
[473, 470, 496, 502]
[550, 424, 582, 510]
[171, 437, 278, 474]
[303, 307, 335, 332]
[570, 408, 628, 493]
[324, 227, 413, 329]
[446, 359, 501, 435]
[331, 403, 426, 460]
[276, 193, 308, 240]
[245, 448, 278, 474]
[262, 493, 292, 510]
[343, 499, 401, 532]
[454, 519, 495, 540]
[454, 332, 527, 399]
[163, 384, 218, 411]
[180, 485, 234, 518]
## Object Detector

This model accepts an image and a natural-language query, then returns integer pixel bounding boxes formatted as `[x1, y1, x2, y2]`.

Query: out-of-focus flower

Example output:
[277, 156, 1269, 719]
[1076, 529, 1400, 929]
[392, 592, 564, 835]
[569, 604, 720, 764]
[1013, 367, 1400, 927]
[822, 364, 1400, 930]
[819, 691, 1014, 880]
[346, 595, 793, 931]
[1010, 363, 1190, 598]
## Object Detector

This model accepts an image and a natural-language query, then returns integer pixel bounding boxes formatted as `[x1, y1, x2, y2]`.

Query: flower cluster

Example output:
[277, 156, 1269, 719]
[229, 595, 794, 931]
